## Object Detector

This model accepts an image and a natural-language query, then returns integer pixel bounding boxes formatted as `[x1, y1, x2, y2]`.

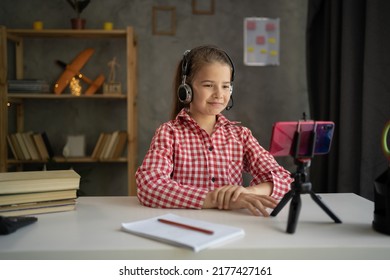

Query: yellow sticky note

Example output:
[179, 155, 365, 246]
[268, 37, 276, 44]
[247, 47, 254, 53]
[270, 50, 278, 56]
[260, 49, 268, 54]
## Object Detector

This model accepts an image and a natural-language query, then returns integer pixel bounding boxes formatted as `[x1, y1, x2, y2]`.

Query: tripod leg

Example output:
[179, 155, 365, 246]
[270, 190, 293, 217]
[286, 193, 302, 233]
[309, 192, 342, 223]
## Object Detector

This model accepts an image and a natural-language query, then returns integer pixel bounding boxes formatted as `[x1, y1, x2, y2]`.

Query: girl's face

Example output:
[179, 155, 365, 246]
[189, 62, 232, 118]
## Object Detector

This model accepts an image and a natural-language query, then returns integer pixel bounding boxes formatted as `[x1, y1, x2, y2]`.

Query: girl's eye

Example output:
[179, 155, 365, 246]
[204, 84, 213, 88]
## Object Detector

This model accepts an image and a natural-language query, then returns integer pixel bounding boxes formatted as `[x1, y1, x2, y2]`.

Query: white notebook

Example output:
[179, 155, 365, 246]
[121, 213, 245, 252]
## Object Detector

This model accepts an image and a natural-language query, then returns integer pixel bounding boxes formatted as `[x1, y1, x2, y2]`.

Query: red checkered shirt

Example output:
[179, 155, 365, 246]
[136, 109, 292, 209]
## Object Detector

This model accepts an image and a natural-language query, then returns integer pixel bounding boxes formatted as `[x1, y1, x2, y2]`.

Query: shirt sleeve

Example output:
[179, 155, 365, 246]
[135, 124, 208, 209]
[242, 128, 293, 200]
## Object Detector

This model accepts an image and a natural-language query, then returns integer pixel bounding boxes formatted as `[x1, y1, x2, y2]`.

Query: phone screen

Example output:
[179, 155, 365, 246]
[269, 121, 335, 157]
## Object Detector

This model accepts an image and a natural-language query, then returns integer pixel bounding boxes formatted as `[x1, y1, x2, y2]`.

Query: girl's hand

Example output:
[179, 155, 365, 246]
[228, 193, 278, 216]
[209, 185, 249, 210]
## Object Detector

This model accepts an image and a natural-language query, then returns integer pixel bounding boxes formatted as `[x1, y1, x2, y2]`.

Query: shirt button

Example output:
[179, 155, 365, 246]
[211, 177, 215, 182]
[208, 146, 213, 151]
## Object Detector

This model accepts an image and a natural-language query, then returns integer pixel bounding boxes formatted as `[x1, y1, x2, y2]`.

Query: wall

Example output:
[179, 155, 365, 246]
[0, 0, 308, 195]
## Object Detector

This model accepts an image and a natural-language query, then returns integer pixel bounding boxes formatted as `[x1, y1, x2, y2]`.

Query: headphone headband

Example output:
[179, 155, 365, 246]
[181, 47, 235, 82]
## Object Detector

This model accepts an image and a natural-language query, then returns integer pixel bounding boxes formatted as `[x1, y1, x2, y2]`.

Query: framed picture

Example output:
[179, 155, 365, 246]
[152, 6, 176, 36]
[192, 0, 215, 15]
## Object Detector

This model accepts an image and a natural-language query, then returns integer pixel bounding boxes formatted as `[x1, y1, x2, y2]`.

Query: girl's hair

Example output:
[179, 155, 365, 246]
[171, 45, 234, 119]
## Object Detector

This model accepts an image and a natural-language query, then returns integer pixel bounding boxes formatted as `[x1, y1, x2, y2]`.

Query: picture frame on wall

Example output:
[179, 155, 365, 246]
[152, 6, 176, 36]
[192, 0, 215, 15]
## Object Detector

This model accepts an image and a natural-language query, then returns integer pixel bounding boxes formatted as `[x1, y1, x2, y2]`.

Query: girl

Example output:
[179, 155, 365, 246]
[136, 45, 293, 216]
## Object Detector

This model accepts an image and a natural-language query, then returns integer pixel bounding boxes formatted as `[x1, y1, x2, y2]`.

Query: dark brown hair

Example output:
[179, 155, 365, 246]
[171, 45, 234, 119]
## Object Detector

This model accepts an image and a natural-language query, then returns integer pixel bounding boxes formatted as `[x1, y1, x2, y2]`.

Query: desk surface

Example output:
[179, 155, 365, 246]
[0, 193, 389, 260]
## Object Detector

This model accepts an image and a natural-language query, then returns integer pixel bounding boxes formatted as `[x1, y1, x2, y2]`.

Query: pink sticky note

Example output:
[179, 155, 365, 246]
[247, 20, 256, 30]
[266, 22, 276, 31]
[256, 36, 265, 45]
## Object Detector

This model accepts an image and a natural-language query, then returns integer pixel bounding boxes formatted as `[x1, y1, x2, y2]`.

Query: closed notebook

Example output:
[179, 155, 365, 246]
[121, 213, 245, 252]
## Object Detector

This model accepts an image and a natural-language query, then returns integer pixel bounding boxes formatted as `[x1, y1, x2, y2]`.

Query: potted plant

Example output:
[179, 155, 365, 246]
[66, 0, 91, 29]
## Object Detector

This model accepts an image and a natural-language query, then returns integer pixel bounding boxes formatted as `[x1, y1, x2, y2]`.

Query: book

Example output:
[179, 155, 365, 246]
[7, 79, 50, 93]
[0, 169, 80, 195]
[22, 132, 41, 160]
[6, 135, 19, 160]
[14, 132, 31, 160]
[111, 131, 127, 158]
[102, 130, 119, 159]
[32, 133, 50, 160]
[91, 133, 105, 158]
[9, 134, 25, 160]
[0, 189, 77, 206]
[121, 213, 245, 252]
[0, 199, 76, 217]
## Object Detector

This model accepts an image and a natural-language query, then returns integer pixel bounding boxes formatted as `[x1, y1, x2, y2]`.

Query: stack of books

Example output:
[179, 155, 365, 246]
[0, 170, 80, 217]
[7, 132, 53, 160]
[91, 131, 127, 160]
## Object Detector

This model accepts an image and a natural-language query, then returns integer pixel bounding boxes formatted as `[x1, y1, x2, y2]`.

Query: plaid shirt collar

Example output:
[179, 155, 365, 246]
[175, 108, 240, 132]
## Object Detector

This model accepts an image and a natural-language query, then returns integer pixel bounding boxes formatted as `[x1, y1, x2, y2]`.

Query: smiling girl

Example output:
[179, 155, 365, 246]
[136, 45, 293, 216]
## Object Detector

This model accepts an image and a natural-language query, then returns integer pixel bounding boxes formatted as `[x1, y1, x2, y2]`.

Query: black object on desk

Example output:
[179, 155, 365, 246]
[0, 216, 38, 235]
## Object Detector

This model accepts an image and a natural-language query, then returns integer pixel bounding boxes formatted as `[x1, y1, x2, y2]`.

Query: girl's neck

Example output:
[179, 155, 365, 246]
[189, 112, 217, 135]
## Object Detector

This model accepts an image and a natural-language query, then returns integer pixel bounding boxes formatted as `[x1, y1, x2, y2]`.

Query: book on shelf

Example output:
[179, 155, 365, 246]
[7, 132, 53, 160]
[121, 213, 245, 252]
[0, 169, 80, 195]
[0, 199, 76, 217]
[7, 79, 50, 93]
[92, 131, 127, 160]
[32, 133, 50, 160]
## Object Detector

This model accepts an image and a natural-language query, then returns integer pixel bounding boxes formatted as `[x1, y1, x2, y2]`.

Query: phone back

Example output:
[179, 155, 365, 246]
[269, 121, 335, 157]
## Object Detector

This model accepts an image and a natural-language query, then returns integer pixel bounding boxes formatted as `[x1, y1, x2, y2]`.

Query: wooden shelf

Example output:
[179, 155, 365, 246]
[0, 26, 138, 196]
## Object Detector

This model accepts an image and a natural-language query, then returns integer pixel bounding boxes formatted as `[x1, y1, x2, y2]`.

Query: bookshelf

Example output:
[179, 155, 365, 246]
[0, 26, 138, 196]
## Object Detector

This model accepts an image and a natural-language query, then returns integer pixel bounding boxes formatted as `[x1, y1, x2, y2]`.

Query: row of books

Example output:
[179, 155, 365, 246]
[7, 132, 53, 161]
[0, 169, 80, 217]
[91, 131, 128, 159]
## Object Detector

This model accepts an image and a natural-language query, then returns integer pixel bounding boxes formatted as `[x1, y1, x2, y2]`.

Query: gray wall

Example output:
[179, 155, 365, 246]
[1, 0, 308, 195]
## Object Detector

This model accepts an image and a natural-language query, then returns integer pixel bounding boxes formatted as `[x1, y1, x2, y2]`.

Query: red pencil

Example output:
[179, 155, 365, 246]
[157, 218, 214, 235]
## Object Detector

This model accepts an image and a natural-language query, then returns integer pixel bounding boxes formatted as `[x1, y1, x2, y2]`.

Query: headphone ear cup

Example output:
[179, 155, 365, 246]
[177, 83, 193, 104]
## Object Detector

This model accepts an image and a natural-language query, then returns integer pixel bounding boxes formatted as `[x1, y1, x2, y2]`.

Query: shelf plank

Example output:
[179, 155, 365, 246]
[7, 93, 126, 99]
[7, 157, 127, 164]
[7, 29, 127, 39]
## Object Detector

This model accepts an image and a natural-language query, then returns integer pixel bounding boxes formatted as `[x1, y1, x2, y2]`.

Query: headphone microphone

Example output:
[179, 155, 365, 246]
[177, 47, 235, 110]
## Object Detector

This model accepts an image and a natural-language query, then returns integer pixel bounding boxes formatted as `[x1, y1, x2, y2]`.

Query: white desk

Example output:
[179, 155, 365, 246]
[0, 193, 389, 259]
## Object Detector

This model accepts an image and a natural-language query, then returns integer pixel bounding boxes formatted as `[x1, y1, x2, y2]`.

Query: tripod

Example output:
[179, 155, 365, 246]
[270, 121, 342, 234]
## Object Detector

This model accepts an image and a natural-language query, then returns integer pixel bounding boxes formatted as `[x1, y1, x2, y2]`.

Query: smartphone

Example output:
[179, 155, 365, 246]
[269, 121, 335, 157]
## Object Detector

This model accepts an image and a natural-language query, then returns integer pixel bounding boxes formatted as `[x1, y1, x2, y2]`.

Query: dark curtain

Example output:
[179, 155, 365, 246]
[306, 0, 390, 200]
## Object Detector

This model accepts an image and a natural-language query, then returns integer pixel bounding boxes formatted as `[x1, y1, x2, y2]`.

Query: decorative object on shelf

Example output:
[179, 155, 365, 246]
[152, 6, 176, 36]
[33, 21, 43, 30]
[63, 135, 86, 157]
[54, 48, 105, 95]
[70, 77, 82, 96]
[66, 0, 91, 29]
[103, 57, 121, 94]
[103, 22, 113, 30]
[192, 0, 215, 15]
